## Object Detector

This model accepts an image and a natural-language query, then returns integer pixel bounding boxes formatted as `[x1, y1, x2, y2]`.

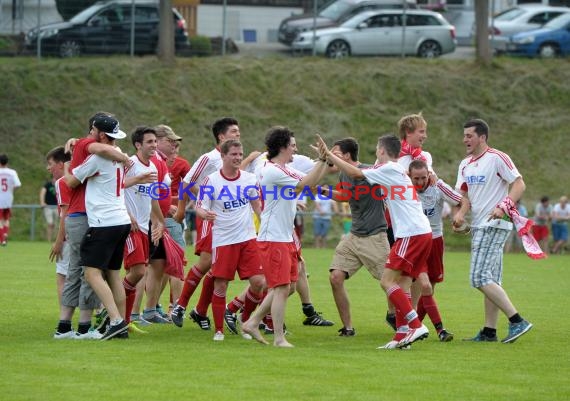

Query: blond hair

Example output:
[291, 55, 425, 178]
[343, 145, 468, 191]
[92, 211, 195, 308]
[397, 113, 426, 140]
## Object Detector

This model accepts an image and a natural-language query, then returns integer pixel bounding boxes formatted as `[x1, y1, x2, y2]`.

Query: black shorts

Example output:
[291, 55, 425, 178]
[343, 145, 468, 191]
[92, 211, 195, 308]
[80, 224, 131, 270]
[149, 220, 166, 260]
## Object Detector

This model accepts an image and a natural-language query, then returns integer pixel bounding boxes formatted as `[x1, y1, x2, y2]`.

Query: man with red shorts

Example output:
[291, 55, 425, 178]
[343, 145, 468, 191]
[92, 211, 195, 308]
[241, 126, 328, 347]
[0, 154, 21, 246]
[171, 117, 241, 329]
[195, 139, 264, 341]
[319, 134, 432, 349]
[409, 159, 463, 342]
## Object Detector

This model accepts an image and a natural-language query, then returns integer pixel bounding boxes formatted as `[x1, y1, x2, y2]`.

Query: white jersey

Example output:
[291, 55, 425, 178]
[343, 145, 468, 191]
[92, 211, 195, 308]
[362, 161, 431, 239]
[183, 148, 221, 187]
[552, 203, 570, 223]
[0, 167, 21, 209]
[257, 161, 305, 242]
[398, 150, 433, 172]
[455, 148, 521, 229]
[418, 179, 462, 238]
[198, 170, 259, 247]
[72, 155, 130, 228]
[124, 155, 158, 234]
[247, 152, 315, 176]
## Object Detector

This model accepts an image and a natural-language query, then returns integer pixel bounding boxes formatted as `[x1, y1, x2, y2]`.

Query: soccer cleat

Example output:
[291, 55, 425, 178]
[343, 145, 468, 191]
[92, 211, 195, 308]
[74, 328, 103, 340]
[438, 329, 454, 342]
[213, 331, 225, 341]
[385, 312, 397, 331]
[189, 309, 211, 330]
[224, 308, 238, 335]
[101, 320, 129, 341]
[171, 304, 186, 328]
[501, 320, 533, 344]
[156, 304, 171, 321]
[463, 330, 498, 342]
[96, 316, 110, 335]
[303, 312, 334, 326]
[53, 330, 76, 340]
[338, 327, 356, 337]
[397, 324, 429, 348]
[128, 322, 148, 334]
[143, 312, 171, 324]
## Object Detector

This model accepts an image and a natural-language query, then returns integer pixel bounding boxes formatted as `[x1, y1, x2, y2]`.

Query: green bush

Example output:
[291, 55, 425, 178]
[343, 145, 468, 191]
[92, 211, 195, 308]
[189, 35, 212, 57]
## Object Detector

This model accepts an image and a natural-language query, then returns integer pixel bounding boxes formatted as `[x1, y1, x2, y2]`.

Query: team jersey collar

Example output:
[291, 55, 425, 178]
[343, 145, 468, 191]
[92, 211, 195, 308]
[220, 168, 241, 181]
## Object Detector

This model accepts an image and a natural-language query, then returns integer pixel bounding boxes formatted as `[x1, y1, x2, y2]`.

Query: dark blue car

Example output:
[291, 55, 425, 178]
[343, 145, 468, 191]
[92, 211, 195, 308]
[506, 12, 570, 58]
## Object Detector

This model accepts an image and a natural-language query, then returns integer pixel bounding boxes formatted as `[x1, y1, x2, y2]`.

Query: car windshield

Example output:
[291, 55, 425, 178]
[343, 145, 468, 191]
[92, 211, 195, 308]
[319, 0, 354, 20]
[494, 7, 525, 21]
[69, 3, 106, 23]
[544, 12, 570, 29]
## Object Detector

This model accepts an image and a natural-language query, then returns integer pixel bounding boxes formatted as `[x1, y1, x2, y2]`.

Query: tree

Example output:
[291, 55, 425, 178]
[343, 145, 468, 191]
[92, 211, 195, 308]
[474, 0, 491, 64]
[158, 0, 175, 63]
[56, 0, 97, 21]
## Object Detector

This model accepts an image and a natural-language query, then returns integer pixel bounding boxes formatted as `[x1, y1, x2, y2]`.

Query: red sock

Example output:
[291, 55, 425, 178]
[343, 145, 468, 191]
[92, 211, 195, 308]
[177, 266, 204, 308]
[387, 285, 421, 329]
[195, 272, 214, 316]
[242, 288, 262, 323]
[421, 295, 442, 330]
[211, 289, 226, 333]
[123, 277, 137, 324]
[0, 225, 6, 242]
[393, 308, 408, 341]
[227, 296, 244, 314]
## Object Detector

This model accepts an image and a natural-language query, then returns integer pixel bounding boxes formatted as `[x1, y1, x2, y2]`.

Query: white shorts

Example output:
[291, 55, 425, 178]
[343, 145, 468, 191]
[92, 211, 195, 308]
[43, 206, 59, 225]
[56, 241, 70, 276]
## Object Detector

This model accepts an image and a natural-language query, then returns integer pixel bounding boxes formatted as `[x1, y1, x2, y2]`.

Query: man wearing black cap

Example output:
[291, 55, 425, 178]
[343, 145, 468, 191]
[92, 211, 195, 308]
[64, 115, 133, 340]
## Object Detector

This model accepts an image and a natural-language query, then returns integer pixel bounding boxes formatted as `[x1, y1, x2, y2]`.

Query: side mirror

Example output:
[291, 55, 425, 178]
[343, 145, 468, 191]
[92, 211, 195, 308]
[357, 22, 368, 30]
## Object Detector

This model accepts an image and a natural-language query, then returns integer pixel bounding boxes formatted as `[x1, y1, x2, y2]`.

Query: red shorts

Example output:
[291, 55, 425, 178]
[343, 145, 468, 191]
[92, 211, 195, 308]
[532, 225, 549, 241]
[123, 230, 149, 269]
[0, 208, 11, 220]
[194, 217, 212, 256]
[211, 239, 263, 281]
[421, 236, 444, 283]
[257, 241, 298, 288]
[386, 233, 432, 279]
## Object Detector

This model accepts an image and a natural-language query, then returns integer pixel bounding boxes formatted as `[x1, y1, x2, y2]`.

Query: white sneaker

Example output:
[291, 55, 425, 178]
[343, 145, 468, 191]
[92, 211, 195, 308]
[54, 330, 76, 340]
[377, 340, 399, 349]
[74, 329, 103, 340]
[213, 331, 225, 341]
[397, 324, 429, 348]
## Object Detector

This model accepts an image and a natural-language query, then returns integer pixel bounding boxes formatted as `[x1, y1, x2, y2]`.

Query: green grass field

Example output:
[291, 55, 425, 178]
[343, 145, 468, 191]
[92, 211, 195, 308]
[0, 242, 567, 401]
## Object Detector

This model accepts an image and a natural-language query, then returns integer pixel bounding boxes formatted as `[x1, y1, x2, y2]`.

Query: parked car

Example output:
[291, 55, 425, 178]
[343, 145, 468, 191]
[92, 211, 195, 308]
[292, 9, 456, 58]
[25, 0, 188, 57]
[278, 0, 417, 46]
[505, 12, 570, 58]
[488, 4, 570, 53]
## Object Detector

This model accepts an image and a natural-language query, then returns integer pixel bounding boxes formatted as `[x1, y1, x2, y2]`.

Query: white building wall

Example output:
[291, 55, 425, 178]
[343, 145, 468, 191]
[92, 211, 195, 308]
[0, 0, 62, 34]
[197, 5, 303, 43]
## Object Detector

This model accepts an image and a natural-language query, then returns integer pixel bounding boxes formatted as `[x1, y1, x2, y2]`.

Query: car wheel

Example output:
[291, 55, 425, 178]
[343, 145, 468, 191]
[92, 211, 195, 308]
[59, 40, 81, 58]
[326, 40, 351, 59]
[538, 43, 558, 59]
[417, 40, 441, 58]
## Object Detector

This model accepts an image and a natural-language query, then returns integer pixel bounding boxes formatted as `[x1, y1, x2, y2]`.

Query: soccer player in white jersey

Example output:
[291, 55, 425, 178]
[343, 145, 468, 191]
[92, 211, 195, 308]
[122, 126, 166, 328]
[318, 134, 432, 349]
[65, 115, 133, 340]
[0, 154, 22, 246]
[194, 139, 265, 341]
[241, 127, 329, 347]
[171, 117, 241, 329]
[409, 160, 463, 342]
[454, 118, 532, 344]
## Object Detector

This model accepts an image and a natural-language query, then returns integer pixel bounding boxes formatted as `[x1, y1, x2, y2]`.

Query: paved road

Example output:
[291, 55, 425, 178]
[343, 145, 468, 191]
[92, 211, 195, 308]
[234, 42, 475, 60]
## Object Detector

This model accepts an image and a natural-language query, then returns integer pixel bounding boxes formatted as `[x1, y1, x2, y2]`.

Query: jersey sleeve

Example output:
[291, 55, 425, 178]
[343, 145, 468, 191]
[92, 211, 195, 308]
[12, 170, 22, 188]
[71, 155, 99, 183]
[267, 165, 303, 188]
[494, 151, 521, 184]
[55, 178, 71, 206]
[184, 154, 209, 184]
[455, 159, 468, 193]
[196, 176, 212, 210]
[436, 179, 462, 206]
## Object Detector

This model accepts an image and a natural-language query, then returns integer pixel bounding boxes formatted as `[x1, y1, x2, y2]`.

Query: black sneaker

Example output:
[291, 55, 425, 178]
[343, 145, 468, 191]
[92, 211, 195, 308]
[338, 327, 356, 337]
[101, 320, 128, 341]
[462, 329, 498, 342]
[189, 309, 211, 330]
[224, 308, 238, 335]
[97, 316, 110, 335]
[171, 304, 186, 328]
[303, 312, 334, 326]
[438, 329, 454, 342]
[264, 323, 287, 335]
[385, 313, 396, 331]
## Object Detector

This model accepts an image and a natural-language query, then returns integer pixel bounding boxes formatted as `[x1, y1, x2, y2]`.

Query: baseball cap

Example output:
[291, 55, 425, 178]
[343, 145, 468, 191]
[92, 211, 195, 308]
[155, 124, 182, 141]
[92, 115, 126, 139]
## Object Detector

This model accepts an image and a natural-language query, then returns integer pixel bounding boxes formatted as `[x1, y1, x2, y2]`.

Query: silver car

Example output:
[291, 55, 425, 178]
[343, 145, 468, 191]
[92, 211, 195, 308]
[292, 9, 456, 58]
